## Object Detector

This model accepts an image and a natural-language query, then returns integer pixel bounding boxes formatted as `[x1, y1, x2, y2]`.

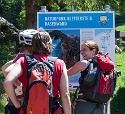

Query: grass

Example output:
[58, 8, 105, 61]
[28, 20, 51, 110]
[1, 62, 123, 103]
[115, 22, 125, 32]
[110, 52, 125, 114]
[114, 23, 125, 114]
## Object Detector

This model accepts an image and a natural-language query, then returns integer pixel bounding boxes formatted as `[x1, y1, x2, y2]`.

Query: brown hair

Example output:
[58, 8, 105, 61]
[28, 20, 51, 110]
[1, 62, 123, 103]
[82, 40, 99, 54]
[32, 31, 52, 55]
[19, 45, 32, 53]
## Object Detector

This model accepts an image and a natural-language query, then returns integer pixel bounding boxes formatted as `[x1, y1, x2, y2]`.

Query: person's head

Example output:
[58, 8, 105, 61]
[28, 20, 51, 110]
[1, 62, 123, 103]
[32, 31, 52, 55]
[19, 29, 38, 54]
[80, 40, 99, 60]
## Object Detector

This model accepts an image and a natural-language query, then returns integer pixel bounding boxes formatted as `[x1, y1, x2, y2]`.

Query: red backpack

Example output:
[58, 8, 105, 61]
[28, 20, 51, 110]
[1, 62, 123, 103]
[79, 53, 117, 103]
[19, 55, 63, 114]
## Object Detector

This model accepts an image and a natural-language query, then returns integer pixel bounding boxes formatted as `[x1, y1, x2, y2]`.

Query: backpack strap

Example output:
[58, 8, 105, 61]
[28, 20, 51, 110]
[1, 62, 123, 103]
[71, 85, 80, 114]
[25, 54, 36, 63]
[25, 55, 58, 72]
[46, 56, 59, 113]
[111, 70, 117, 93]
[92, 71, 102, 99]
[24, 54, 38, 80]
[43, 56, 58, 91]
[25, 55, 58, 63]
[44, 56, 58, 73]
[79, 60, 90, 85]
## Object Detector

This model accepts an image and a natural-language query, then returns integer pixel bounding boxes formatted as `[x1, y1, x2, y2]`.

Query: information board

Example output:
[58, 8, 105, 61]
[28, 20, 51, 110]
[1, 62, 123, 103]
[37, 11, 115, 89]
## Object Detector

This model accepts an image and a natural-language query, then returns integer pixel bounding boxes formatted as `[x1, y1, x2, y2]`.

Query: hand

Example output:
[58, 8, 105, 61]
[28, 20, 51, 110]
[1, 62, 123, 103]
[15, 100, 21, 109]
[20, 97, 24, 105]
[15, 83, 23, 96]
[15, 97, 24, 109]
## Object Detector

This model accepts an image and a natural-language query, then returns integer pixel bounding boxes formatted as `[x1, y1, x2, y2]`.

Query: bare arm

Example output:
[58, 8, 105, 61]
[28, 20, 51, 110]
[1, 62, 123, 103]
[67, 60, 89, 76]
[3, 59, 23, 108]
[2, 53, 24, 75]
[59, 63, 71, 114]
[2, 60, 21, 86]
[2, 60, 13, 76]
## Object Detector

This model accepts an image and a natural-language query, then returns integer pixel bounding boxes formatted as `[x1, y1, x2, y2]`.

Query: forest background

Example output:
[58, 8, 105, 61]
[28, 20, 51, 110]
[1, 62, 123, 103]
[0, 0, 125, 29]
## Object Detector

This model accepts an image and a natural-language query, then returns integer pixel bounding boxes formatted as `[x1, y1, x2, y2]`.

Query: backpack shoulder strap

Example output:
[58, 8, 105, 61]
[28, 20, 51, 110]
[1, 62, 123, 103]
[80, 60, 90, 79]
[44, 56, 58, 72]
[25, 54, 37, 64]
[25, 55, 58, 63]
[25, 54, 34, 60]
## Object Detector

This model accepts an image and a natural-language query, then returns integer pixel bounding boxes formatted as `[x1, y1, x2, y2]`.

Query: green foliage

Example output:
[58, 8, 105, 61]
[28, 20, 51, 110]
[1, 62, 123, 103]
[0, 94, 7, 114]
[0, 43, 16, 79]
[51, 2, 60, 11]
[0, 0, 24, 28]
[17, 10, 26, 29]
[118, 0, 125, 14]
[116, 23, 125, 32]
[50, 0, 72, 11]
[1, 0, 125, 28]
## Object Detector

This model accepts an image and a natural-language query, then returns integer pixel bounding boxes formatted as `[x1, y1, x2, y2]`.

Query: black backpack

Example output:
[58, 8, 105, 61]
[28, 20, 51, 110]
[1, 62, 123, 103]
[74, 54, 117, 104]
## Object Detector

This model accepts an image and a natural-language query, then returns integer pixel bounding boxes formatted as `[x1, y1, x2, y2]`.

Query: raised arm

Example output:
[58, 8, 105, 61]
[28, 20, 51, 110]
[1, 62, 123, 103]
[59, 63, 71, 114]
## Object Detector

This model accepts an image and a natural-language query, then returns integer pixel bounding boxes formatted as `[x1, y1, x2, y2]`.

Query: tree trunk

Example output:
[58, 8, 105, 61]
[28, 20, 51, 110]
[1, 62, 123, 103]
[25, 0, 40, 29]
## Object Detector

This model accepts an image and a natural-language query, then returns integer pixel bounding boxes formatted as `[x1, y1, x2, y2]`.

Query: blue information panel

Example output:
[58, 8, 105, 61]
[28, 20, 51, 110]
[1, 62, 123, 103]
[37, 11, 115, 90]
[37, 12, 114, 29]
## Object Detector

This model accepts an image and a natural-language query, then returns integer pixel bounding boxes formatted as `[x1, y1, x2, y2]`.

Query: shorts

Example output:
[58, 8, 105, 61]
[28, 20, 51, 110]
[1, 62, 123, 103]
[74, 100, 105, 114]
[4, 99, 21, 114]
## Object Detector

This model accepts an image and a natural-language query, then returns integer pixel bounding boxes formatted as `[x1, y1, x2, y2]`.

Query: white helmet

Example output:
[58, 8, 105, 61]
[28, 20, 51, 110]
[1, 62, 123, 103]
[19, 29, 38, 45]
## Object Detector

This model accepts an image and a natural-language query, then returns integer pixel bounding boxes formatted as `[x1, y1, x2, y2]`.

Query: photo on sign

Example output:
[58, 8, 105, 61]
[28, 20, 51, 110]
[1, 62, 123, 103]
[47, 29, 80, 69]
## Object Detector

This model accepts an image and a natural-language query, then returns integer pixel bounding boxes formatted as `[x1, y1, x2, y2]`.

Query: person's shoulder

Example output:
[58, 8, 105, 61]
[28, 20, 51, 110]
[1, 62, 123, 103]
[55, 58, 64, 64]
[77, 60, 90, 69]
[54, 58, 65, 68]
[76, 60, 88, 65]
[81, 59, 89, 63]
[13, 53, 26, 63]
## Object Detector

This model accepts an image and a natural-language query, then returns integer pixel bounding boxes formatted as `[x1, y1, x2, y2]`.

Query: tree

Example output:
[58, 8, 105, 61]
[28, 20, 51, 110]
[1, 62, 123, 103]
[1, 0, 125, 29]
[0, 0, 23, 28]
[25, 0, 40, 29]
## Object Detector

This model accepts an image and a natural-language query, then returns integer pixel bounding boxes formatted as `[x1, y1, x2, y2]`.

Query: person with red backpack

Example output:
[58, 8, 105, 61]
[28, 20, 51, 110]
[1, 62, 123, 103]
[2, 29, 39, 114]
[68, 40, 116, 114]
[3, 30, 71, 114]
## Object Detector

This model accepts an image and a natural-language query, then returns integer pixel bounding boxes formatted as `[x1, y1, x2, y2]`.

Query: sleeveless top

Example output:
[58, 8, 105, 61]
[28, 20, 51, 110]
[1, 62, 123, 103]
[13, 53, 64, 97]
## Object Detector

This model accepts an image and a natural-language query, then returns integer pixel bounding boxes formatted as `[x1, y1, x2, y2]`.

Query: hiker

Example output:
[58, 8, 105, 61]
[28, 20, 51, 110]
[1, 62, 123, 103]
[2, 29, 38, 114]
[3, 31, 71, 114]
[115, 45, 122, 54]
[68, 40, 106, 114]
[2, 29, 38, 85]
